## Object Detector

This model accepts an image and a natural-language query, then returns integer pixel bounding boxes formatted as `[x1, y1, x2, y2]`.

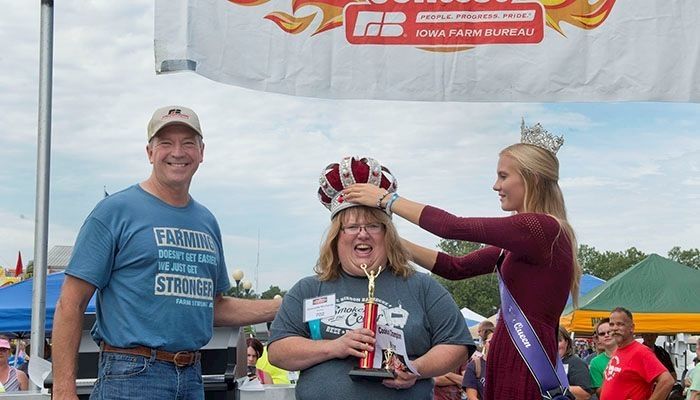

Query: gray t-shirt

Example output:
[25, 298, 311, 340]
[269, 270, 474, 400]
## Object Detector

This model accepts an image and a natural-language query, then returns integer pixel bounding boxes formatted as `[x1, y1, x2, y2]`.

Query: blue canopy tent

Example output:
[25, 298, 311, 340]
[0, 271, 96, 335]
[566, 273, 605, 306]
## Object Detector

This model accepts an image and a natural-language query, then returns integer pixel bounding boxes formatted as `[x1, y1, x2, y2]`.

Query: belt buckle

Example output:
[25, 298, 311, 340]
[173, 351, 193, 367]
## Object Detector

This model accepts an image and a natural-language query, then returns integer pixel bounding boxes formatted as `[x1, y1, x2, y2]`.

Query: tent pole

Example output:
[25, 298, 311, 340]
[30, 0, 54, 377]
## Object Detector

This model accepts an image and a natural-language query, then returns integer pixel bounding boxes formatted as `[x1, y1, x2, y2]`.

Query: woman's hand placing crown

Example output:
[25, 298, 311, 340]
[344, 183, 390, 209]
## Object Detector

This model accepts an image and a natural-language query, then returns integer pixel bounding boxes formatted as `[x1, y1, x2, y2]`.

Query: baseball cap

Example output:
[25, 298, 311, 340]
[0, 338, 10, 349]
[147, 106, 203, 141]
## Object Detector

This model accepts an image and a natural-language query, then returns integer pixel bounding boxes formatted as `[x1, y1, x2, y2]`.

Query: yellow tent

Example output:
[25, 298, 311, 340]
[560, 254, 700, 334]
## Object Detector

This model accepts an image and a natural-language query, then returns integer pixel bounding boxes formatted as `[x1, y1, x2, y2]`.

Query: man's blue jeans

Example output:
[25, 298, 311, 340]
[90, 350, 203, 400]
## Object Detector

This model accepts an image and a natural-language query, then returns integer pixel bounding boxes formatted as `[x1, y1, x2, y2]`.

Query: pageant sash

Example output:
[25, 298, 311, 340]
[497, 252, 569, 400]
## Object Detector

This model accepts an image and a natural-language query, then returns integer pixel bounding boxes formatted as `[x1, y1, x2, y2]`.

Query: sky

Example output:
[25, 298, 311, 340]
[1, 1, 699, 294]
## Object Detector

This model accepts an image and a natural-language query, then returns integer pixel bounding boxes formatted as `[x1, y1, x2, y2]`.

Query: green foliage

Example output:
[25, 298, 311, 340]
[577, 245, 647, 280]
[431, 240, 700, 316]
[433, 273, 500, 317]
[25, 260, 34, 279]
[667, 247, 700, 269]
[260, 285, 287, 299]
[226, 286, 259, 299]
[432, 239, 499, 317]
[437, 240, 483, 257]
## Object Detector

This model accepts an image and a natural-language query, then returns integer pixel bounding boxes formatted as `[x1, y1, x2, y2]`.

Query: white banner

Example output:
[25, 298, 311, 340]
[154, 0, 700, 102]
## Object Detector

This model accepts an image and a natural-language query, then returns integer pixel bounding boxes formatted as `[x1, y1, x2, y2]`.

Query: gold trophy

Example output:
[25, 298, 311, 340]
[348, 264, 396, 381]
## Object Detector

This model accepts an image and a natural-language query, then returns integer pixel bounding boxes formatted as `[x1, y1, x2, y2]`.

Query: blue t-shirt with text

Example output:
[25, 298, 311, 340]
[66, 184, 231, 352]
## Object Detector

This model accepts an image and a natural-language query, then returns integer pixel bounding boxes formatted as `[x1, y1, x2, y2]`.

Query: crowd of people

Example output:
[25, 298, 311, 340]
[2, 106, 696, 400]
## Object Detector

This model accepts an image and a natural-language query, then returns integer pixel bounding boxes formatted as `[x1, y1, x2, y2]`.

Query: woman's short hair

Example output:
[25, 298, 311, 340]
[246, 337, 264, 358]
[315, 206, 413, 281]
[558, 326, 574, 358]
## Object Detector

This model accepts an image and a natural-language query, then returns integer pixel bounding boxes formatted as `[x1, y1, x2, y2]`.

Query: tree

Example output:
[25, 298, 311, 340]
[25, 260, 34, 279]
[667, 247, 700, 269]
[577, 244, 600, 275]
[431, 239, 499, 317]
[226, 286, 258, 299]
[576, 245, 646, 280]
[260, 285, 287, 299]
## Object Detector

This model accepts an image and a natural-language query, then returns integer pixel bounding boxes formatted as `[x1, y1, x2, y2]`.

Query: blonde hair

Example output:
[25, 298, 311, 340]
[499, 143, 582, 307]
[315, 207, 414, 281]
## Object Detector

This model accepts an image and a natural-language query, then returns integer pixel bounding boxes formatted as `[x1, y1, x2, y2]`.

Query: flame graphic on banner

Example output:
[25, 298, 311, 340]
[230, 0, 356, 35]
[228, 0, 616, 38]
[541, 0, 616, 36]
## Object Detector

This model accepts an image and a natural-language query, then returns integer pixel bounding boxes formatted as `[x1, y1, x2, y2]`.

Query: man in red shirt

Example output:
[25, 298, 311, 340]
[600, 307, 674, 400]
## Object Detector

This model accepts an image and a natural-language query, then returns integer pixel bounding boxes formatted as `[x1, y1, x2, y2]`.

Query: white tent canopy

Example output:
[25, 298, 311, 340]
[460, 307, 486, 328]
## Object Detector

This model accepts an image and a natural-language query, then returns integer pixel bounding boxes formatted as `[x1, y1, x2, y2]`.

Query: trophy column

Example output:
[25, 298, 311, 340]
[348, 264, 396, 381]
[359, 298, 378, 369]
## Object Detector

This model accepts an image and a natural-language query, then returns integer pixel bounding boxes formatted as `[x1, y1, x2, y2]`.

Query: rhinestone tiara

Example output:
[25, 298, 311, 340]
[520, 118, 564, 155]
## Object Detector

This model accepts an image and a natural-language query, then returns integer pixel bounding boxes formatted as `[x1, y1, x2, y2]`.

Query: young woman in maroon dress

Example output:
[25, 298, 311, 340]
[342, 123, 581, 400]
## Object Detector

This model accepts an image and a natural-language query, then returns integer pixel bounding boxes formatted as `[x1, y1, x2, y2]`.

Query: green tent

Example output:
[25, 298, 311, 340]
[561, 254, 700, 334]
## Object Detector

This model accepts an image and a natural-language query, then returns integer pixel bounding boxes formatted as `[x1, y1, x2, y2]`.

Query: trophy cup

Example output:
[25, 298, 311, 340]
[348, 264, 396, 381]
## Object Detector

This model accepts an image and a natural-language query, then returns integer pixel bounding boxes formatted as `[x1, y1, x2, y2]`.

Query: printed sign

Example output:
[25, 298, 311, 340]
[344, 1, 544, 46]
[155, 0, 700, 102]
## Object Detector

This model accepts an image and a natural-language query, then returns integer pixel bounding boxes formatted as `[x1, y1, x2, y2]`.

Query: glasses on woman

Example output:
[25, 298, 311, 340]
[597, 331, 611, 336]
[341, 223, 384, 235]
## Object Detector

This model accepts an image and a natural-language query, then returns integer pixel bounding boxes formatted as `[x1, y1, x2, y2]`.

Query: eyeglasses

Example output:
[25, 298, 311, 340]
[341, 223, 384, 235]
[597, 331, 611, 336]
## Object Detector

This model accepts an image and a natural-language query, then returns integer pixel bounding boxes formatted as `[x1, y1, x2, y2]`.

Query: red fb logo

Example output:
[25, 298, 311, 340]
[345, 0, 544, 46]
[352, 11, 406, 37]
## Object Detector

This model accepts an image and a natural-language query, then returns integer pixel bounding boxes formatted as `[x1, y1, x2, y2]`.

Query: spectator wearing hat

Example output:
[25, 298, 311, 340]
[0, 336, 28, 392]
[52, 106, 281, 400]
[268, 156, 474, 400]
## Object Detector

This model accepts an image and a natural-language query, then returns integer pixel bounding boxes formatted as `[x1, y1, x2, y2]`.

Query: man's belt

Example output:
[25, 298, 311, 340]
[102, 343, 201, 367]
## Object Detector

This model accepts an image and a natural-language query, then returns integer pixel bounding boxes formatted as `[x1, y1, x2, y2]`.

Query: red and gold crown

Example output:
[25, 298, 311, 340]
[318, 156, 398, 219]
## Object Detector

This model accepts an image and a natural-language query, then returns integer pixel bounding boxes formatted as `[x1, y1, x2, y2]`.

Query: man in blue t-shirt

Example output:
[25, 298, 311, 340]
[52, 105, 281, 400]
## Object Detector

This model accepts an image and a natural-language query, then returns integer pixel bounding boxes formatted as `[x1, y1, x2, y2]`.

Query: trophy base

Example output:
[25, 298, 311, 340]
[348, 368, 396, 382]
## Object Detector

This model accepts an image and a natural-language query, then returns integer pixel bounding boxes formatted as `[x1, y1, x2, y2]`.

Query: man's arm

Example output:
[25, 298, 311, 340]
[648, 371, 674, 400]
[51, 276, 96, 399]
[212, 294, 281, 326]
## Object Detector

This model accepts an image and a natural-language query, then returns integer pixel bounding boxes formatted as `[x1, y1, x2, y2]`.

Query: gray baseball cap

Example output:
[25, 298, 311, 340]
[147, 105, 202, 141]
